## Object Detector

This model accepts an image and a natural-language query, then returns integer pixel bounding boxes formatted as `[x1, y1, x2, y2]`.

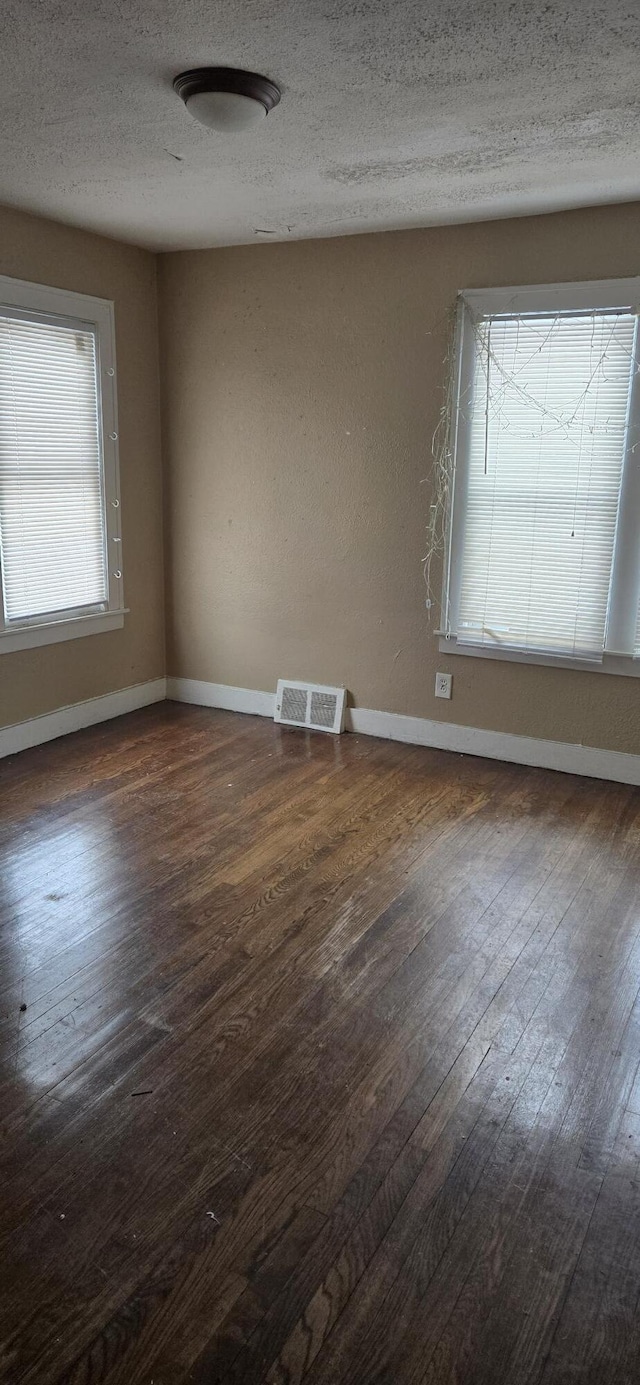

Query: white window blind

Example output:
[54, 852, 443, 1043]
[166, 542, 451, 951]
[445, 285, 640, 665]
[0, 311, 108, 623]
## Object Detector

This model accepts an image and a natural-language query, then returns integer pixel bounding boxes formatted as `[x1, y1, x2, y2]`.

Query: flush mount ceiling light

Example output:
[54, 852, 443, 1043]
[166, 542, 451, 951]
[173, 67, 281, 133]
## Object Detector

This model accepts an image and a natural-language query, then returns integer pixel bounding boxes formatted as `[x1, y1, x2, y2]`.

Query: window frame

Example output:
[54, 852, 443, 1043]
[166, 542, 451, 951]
[440, 276, 640, 676]
[0, 274, 125, 655]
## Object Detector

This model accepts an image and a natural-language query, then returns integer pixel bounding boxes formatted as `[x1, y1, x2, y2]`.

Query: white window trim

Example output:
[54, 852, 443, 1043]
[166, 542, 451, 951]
[0, 274, 125, 655]
[441, 276, 640, 675]
[438, 636, 640, 679]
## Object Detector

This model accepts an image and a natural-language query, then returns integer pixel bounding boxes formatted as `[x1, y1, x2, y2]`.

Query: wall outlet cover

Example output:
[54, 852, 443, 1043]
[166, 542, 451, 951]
[435, 671, 453, 699]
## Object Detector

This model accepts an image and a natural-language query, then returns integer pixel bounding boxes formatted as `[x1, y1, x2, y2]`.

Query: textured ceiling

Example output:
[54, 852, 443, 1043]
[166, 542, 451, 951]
[1, 0, 639, 250]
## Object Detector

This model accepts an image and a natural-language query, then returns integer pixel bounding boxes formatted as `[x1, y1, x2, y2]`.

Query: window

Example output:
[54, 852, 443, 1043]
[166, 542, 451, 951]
[442, 278, 640, 672]
[0, 275, 124, 654]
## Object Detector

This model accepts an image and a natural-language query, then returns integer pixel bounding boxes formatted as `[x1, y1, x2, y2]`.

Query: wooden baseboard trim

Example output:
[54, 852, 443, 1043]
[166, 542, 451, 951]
[0, 678, 167, 760]
[166, 676, 640, 786]
[166, 676, 275, 718]
[13, 673, 634, 785]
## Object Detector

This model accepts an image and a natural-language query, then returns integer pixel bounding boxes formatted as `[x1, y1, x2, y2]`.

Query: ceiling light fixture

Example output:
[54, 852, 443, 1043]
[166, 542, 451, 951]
[173, 67, 281, 133]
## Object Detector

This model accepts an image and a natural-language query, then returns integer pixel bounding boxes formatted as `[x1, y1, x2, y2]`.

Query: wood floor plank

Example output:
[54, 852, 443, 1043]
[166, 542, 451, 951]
[1, 704, 639, 1384]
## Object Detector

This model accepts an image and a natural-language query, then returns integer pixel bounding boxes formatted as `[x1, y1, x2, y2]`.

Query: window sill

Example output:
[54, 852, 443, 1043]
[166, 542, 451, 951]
[0, 609, 126, 654]
[438, 636, 640, 679]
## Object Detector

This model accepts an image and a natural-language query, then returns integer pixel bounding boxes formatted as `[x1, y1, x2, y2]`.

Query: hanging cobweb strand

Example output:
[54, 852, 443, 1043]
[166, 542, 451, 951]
[422, 308, 458, 628]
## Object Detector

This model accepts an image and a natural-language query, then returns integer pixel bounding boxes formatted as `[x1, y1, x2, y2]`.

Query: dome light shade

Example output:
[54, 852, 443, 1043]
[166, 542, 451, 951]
[185, 91, 267, 132]
[174, 67, 281, 133]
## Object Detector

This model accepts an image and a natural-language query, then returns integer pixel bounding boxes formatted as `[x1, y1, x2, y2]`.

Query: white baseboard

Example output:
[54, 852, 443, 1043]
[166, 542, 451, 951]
[0, 677, 167, 760]
[11, 672, 635, 786]
[348, 707, 640, 786]
[166, 676, 640, 786]
[166, 676, 275, 718]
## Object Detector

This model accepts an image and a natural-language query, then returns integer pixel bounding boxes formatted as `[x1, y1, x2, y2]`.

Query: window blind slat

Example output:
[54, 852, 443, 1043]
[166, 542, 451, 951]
[0, 314, 108, 622]
[455, 311, 637, 658]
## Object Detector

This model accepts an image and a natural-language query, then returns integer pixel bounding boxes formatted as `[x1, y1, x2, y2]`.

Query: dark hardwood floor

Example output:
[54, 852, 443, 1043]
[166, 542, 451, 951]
[1, 702, 640, 1384]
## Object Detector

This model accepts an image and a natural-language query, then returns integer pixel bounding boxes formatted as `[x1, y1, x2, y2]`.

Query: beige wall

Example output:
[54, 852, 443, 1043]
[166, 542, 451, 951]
[0, 205, 164, 730]
[159, 203, 640, 756]
[3, 200, 638, 754]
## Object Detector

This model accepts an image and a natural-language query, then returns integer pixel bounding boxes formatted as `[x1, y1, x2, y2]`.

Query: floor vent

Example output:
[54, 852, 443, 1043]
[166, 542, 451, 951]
[275, 679, 347, 734]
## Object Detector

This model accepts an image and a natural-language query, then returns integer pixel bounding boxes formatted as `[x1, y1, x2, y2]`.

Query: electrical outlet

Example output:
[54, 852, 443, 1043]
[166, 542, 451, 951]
[435, 671, 453, 699]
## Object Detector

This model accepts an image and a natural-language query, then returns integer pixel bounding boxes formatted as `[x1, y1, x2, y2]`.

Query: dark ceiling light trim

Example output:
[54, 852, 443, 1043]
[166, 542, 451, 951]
[173, 67, 281, 115]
